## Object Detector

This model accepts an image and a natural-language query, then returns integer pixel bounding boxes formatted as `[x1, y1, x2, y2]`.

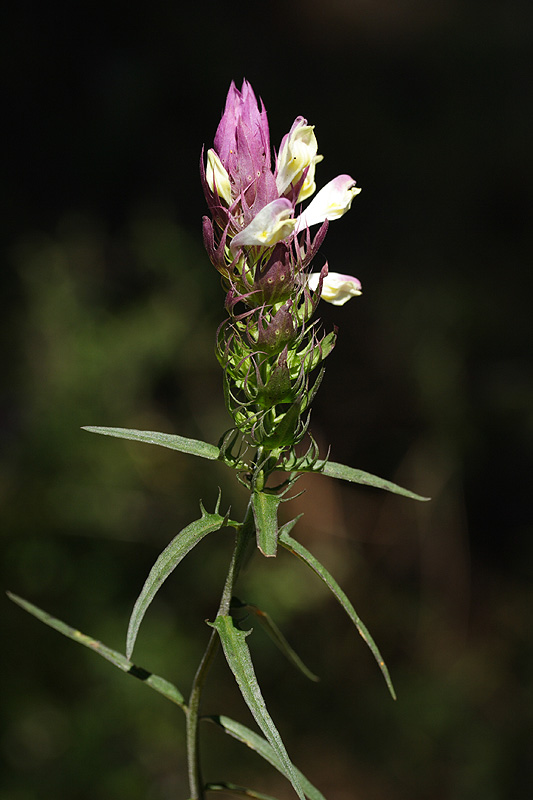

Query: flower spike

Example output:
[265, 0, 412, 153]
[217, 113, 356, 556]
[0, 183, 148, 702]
[202, 79, 363, 451]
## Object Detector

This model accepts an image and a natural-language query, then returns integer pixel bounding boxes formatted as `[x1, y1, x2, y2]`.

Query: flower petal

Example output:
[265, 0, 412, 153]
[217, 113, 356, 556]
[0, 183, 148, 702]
[296, 175, 361, 231]
[308, 271, 362, 306]
[230, 199, 296, 251]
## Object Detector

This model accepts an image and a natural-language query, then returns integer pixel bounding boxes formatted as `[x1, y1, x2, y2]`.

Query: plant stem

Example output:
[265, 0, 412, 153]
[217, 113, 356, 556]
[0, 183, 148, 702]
[186, 499, 255, 800]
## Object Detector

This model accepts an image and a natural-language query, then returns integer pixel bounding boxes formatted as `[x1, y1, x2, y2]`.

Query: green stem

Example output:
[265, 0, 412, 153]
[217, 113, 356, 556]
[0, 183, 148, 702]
[186, 500, 255, 800]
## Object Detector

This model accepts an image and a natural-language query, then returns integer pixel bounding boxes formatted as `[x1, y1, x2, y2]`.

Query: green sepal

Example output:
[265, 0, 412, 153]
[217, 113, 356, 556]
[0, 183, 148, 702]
[205, 716, 326, 800]
[256, 351, 293, 408]
[278, 529, 396, 700]
[282, 437, 325, 473]
[7, 592, 186, 709]
[299, 367, 325, 415]
[232, 598, 319, 682]
[252, 491, 282, 557]
[288, 330, 335, 378]
[260, 403, 307, 449]
[126, 500, 232, 659]
[298, 330, 336, 376]
[209, 615, 305, 800]
[204, 782, 280, 800]
[309, 330, 336, 370]
[218, 429, 250, 471]
[318, 460, 430, 502]
[82, 426, 220, 461]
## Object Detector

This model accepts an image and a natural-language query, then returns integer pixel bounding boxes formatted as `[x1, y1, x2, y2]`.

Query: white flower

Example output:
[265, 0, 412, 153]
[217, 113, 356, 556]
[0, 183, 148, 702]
[276, 117, 323, 202]
[205, 148, 232, 204]
[296, 175, 361, 231]
[230, 199, 296, 251]
[308, 271, 362, 306]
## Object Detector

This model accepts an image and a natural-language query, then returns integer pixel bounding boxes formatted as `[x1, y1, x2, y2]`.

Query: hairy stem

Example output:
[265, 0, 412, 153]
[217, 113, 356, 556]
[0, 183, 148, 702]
[186, 500, 255, 799]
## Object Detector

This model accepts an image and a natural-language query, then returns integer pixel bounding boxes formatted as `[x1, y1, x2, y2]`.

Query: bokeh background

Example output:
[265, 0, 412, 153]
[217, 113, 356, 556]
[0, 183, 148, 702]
[2, 1, 533, 798]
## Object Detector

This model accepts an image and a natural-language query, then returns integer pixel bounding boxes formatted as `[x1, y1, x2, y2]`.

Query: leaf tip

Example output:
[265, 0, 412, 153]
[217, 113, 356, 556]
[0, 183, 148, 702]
[258, 547, 278, 558]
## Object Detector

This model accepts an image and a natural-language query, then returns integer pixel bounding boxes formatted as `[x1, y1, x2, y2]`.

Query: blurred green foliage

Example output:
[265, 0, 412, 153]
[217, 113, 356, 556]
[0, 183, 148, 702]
[3, 2, 533, 799]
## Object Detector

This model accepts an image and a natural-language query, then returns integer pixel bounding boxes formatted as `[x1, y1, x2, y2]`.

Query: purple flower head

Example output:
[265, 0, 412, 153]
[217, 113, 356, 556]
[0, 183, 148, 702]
[202, 79, 362, 309]
[214, 81, 268, 171]
[212, 80, 277, 220]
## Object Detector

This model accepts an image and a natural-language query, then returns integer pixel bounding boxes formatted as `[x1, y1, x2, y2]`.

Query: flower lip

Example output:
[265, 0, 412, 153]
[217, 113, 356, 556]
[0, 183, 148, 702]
[308, 271, 362, 306]
[296, 175, 361, 232]
[230, 198, 296, 252]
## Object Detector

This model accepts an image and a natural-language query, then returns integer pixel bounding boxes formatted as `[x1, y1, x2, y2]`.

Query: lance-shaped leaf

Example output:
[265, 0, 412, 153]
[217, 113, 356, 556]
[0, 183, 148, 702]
[82, 426, 220, 461]
[232, 598, 319, 682]
[278, 530, 396, 700]
[252, 491, 282, 557]
[210, 615, 305, 800]
[206, 716, 326, 800]
[127, 502, 230, 659]
[320, 460, 429, 502]
[7, 592, 186, 709]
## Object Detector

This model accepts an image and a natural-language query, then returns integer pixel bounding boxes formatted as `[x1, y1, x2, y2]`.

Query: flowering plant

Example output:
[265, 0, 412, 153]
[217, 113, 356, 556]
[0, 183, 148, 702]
[9, 80, 427, 800]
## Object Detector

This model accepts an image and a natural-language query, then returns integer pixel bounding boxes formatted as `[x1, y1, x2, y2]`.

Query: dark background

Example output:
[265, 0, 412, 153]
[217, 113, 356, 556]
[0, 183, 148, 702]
[2, 1, 533, 798]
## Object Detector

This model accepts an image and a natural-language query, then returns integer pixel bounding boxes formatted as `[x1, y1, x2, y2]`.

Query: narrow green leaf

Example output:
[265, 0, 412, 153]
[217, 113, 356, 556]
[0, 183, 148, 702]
[321, 460, 430, 502]
[127, 505, 228, 659]
[206, 716, 326, 800]
[205, 782, 280, 800]
[252, 492, 282, 557]
[7, 592, 186, 709]
[210, 616, 305, 800]
[278, 531, 396, 700]
[82, 426, 220, 461]
[233, 599, 319, 682]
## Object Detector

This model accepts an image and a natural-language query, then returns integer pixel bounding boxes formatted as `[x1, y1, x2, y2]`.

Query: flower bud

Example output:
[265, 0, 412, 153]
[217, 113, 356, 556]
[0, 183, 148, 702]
[253, 244, 295, 305]
[205, 149, 232, 204]
[257, 348, 293, 407]
[256, 304, 295, 353]
[212, 80, 277, 216]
